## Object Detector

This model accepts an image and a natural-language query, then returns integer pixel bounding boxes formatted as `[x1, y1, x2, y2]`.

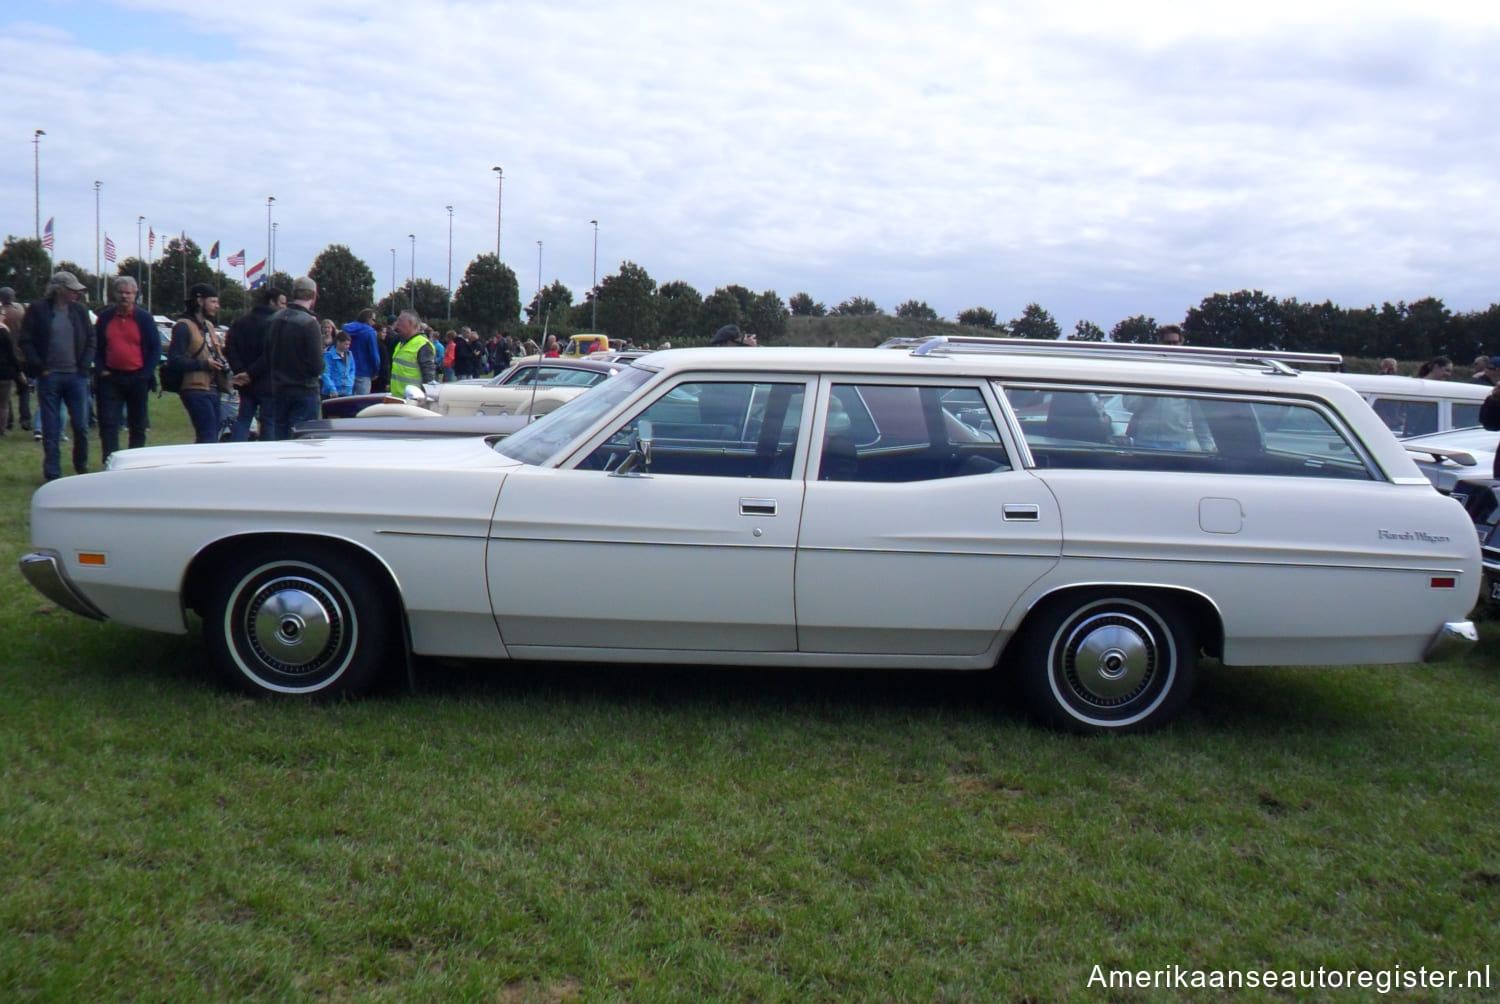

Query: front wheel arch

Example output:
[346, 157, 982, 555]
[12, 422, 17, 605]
[185, 534, 406, 697]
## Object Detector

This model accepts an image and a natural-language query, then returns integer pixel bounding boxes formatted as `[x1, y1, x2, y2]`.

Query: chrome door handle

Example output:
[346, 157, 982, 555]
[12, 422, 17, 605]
[740, 498, 777, 516]
[1003, 504, 1040, 521]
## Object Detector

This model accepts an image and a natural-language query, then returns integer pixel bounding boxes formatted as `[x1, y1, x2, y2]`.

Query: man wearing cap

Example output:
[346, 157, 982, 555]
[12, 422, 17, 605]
[0, 286, 29, 432]
[94, 275, 161, 461]
[166, 282, 227, 444]
[20, 271, 96, 480]
[264, 276, 324, 440]
[708, 324, 757, 347]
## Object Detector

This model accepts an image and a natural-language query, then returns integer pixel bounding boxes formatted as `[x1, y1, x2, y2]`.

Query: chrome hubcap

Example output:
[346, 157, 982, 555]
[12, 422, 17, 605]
[245, 576, 341, 673]
[1062, 612, 1156, 706]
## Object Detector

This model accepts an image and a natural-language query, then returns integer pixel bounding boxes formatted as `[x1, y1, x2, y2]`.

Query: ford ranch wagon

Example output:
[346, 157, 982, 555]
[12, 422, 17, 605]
[21, 337, 1480, 734]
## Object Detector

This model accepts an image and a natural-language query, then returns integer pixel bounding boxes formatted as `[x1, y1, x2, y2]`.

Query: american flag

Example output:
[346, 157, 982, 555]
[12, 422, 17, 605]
[227, 248, 245, 268]
[42, 217, 54, 251]
[104, 234, 117, 263]
[148, 226, 155, 253]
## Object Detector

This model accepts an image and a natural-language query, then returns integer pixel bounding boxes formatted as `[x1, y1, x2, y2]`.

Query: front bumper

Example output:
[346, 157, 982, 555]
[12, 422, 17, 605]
[19, 550, 107, 621]
[1425, 620, 1478, 662]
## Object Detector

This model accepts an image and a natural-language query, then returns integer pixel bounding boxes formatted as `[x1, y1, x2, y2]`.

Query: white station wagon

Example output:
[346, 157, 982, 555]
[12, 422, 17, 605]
[21, 338, 1481, 734]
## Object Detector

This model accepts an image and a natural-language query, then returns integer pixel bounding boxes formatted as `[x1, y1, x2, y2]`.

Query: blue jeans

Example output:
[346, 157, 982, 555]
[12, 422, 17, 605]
[271, 392, 319, 440]
[353, 376, 372, 396]
[179, 390, 221, 444]
[39, 372, 91, 480]
[96, 370, 153, 461]
[231, 388, 274, 442]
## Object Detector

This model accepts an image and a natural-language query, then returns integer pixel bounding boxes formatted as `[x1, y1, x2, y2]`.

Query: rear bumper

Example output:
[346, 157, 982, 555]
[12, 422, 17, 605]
[19, 550, 107, 621]
[1425, 620, 1477, 662]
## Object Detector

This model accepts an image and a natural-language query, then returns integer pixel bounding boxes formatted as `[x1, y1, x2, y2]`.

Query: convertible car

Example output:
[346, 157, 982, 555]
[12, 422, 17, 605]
[21, 340, 1481, 734]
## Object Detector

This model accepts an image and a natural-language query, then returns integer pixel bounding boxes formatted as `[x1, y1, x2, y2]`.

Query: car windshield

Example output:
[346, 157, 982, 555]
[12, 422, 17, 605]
[494, 366, 656, 465]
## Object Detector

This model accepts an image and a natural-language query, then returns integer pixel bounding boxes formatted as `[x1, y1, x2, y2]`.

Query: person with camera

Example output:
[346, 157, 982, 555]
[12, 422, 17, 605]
[165, 282, 228, 444]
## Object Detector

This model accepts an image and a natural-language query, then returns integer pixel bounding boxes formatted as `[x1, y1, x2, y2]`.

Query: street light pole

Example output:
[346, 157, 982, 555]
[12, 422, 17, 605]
[491, 166, 503, 260]
[265, 196, 275, 278]
[390, 248, 397, 311]
[536, 240, 543, 320]
[33, 129, 45, 242]
[590, 219, 599, 331]
[408, 234, 416, 316]
[445, 205, 454, 320]
[271, 222, 278, 278]
[94, 181, 102, 300]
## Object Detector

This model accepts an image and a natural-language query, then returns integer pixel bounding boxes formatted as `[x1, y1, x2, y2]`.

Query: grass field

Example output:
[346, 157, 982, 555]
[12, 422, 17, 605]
[2, 395, 1499, 1002]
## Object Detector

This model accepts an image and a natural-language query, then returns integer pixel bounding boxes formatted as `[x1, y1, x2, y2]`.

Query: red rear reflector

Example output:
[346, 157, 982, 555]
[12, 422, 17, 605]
[1431, 577, 1456, 589]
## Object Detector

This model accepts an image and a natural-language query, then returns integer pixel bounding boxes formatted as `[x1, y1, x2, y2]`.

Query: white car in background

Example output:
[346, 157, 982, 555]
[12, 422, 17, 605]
[21, 338, 1480, 735]
[1329, 373, 1491, 438]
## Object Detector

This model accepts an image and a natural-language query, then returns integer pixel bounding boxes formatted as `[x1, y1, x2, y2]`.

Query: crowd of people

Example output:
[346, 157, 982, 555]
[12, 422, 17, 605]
[0, 270, 541, 481]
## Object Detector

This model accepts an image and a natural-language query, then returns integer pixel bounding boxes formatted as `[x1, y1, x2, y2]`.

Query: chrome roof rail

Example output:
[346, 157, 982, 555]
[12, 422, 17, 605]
[876, 335, 1343, 374]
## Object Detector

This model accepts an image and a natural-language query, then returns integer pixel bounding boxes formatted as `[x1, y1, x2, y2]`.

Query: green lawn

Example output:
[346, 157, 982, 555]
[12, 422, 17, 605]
[2, 398, 1498, 1002]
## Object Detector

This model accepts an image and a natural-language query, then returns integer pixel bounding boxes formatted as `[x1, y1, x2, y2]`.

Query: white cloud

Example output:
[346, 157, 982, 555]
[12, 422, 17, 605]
[3, 0, 1498, 329]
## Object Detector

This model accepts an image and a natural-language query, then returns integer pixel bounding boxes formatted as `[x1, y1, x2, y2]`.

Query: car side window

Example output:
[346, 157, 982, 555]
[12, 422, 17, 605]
[1006, 387, 1372, 480]
[1369, 397, 1438, 437]
[579, 381, 806, 478]
[818, 384, 1010, 482]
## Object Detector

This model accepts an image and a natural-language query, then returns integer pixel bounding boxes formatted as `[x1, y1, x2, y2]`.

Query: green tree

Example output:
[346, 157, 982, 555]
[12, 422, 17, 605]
[1110, 314, 1157, 343]
[594, 262, 658, 342]
[832, 296, 882, 316]
[453, 254, 521, 331]
[0, 236, 52, 301]
[156, 237, 216, 309]
[747, 290, 790, 343]
[700, 287, 743, 335]
[1072, 320, 1106, 342]
[1184, 290, 1283, 349]
[525, 280, 573, 326]
[1009, 303, 1060, 340]
[656, 280, 703, 343]
[789, 292, 826, 317]
[957, 307, 998, 328]
[895, 300, 939, 321]
[308, 244, 376, 326]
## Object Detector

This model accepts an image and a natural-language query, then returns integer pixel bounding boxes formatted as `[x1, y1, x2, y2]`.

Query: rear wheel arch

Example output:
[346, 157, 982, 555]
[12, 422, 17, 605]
[1005, 585, 1221, 734]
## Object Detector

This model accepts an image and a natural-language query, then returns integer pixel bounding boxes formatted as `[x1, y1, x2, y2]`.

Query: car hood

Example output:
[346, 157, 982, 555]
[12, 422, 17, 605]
[104, 436, 522, 473]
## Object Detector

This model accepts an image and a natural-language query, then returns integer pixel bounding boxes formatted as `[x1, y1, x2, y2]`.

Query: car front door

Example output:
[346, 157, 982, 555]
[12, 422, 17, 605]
[794, 379, 1063, 657]
[486, 377, 812, 654]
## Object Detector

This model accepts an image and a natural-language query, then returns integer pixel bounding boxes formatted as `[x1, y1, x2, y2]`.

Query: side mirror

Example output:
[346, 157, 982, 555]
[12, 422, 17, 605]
[610, 420, 654, 477]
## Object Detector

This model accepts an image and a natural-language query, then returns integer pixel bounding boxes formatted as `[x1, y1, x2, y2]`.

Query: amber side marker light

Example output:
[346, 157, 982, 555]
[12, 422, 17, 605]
[77, 553, 107, 567]
[1430, 577, 1456, 589]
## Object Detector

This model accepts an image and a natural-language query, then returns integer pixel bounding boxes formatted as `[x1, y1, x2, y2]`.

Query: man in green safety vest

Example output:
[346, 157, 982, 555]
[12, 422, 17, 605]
[389, 310, 437, 400]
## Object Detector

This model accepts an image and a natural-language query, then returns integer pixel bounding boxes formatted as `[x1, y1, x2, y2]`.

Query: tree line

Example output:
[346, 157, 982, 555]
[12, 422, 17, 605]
[3, 233, 1496, 360]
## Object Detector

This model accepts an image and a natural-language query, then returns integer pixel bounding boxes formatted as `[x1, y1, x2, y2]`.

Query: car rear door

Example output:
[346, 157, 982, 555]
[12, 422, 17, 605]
[794, 378, 1062, 656]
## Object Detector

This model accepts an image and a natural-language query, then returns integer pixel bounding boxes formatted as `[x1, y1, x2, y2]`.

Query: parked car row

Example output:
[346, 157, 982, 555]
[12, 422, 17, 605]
[22, 337, 1480, 734]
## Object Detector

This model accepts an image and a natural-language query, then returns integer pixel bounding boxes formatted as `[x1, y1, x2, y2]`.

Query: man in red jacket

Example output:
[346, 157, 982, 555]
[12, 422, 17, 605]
[94, 275, 162, 461]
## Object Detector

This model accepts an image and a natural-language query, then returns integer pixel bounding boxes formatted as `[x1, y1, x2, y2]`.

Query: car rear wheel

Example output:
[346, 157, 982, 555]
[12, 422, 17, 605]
[205, 545, 394, 697]
[1016, 592, 1196, 734]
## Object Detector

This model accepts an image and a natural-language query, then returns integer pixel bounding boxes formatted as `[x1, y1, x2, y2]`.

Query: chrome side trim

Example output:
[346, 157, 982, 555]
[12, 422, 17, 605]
[19, 551, 108, 621]
[1425, 620, 1477, 662]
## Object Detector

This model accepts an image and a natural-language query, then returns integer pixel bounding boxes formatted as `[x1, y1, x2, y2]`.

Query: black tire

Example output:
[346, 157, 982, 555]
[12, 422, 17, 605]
[204, 544, 394, 697]
[1015, 591, 1196, 735]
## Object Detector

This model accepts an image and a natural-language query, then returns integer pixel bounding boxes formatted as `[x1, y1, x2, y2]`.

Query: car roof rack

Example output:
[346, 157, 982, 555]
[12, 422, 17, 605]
[877, 335, 1343, 375]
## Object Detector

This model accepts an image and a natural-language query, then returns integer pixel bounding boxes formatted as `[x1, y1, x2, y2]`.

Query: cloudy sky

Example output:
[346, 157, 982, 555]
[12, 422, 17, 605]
[4, 0, 1498, 332]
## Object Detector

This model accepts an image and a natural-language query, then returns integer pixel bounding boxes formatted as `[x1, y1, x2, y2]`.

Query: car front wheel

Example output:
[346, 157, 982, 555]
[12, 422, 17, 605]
[205, 545, 394, 697]
[1016, 592, 1196, 734]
